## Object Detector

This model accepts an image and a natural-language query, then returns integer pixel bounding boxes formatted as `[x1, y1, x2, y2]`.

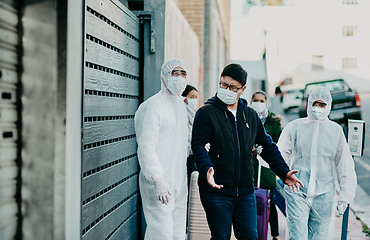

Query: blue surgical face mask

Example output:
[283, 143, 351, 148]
[217, 87, 238, 105]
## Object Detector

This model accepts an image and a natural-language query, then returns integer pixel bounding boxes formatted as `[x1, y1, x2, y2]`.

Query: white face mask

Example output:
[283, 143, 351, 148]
[167, 76, 187, 95]
[186, 98, 198, 110]
[217, 87, 239, 105]
[311, 106, 327, 120]
[251, 102, 267, 114]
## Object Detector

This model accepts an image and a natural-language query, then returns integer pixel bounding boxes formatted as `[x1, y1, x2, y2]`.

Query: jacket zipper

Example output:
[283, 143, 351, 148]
[234, 117, 241, 196]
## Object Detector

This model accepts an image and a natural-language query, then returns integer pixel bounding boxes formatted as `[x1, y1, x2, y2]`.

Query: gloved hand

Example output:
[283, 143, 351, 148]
[252, 145, 263, 156]
[255, 145, 263, 155]
[205, 143, 211, 152]
[337, 201, 347, 215]
[154, 177, 171, 205]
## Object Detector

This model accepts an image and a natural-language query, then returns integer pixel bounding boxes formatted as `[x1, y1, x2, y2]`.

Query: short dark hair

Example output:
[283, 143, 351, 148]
[251, 91, 267, 101]
[182, 84, 198, 97]
[220, 63, 248, 86]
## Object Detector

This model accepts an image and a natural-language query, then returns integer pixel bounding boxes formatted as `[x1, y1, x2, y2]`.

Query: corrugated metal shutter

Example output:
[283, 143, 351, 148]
[81, 0, 141, 239]
[0, 1, 20, 240]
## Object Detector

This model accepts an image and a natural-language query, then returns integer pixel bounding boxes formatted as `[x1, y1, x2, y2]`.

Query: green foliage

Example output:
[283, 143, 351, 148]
[363, 225, 370, 237]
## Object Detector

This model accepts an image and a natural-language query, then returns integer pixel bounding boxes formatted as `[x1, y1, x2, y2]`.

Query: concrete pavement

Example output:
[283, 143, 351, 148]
[271, 191, 369, 239]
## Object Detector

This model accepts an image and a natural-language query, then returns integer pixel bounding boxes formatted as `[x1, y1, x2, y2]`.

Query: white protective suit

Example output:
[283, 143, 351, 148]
[134, 59, 188, 240]
[277, 87, 357, 240]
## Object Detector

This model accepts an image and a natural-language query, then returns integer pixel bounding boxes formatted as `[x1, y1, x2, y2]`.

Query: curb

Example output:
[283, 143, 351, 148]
[351, 184, 370, 229]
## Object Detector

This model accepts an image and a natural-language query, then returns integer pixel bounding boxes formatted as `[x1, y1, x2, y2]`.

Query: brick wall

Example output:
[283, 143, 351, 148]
[177, 0, 204, 49]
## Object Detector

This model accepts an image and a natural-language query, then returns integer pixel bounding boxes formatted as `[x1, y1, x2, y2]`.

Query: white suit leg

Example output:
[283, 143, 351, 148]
[172, 181, 188, 239]
[285, 189, 310, 240]
[308, 190, 335, 240]
[140, 173, 174, 240]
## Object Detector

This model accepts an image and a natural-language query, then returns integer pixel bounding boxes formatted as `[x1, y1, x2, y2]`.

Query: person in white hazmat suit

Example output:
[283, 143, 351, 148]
[134, 58, 189, 239]
[277, 86, 357, 240]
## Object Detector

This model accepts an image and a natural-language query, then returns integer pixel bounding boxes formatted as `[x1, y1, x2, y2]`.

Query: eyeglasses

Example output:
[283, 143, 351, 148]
[312, 101, 327, 108]
[171, 70, 187, 77]
[219, 82, 243, 93]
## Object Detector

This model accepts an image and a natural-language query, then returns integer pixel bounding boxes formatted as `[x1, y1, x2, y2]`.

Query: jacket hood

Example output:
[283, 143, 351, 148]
[205, 95, 249, 114]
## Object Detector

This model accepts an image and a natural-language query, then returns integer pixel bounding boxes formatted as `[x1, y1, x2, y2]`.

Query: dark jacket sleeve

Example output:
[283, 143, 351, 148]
[191, 107, 213, 181]
[254, 116, 289, 182]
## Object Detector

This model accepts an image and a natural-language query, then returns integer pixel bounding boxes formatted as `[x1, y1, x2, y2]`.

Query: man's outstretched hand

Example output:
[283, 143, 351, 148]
[206, 167, 223, 189]
[285, 170, 304, 192]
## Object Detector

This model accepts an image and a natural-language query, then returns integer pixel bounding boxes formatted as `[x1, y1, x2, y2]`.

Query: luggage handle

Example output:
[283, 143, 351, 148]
[257, 158, 261, 188]
[341, 205, 350, 240]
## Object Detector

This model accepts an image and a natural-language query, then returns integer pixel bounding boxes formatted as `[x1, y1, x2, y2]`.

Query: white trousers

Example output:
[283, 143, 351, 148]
[284, 186, 335, 240]
[139, 173, 188, 240]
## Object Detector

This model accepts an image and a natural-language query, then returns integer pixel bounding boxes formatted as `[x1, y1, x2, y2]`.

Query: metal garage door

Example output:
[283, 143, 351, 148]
[81, 0, 141, 239]
[0, 1, 20, 240]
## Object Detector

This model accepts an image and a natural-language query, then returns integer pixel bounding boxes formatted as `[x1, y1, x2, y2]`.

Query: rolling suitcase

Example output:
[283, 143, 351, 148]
[254, 158, 270, 240]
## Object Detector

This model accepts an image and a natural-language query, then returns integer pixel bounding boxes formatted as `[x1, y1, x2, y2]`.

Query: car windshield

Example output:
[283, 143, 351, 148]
[305, 80, 348, 96]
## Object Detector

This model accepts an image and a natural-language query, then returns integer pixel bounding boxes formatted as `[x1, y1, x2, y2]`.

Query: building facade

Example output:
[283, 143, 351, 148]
[178, 0, 231, 102]
[0, 0, 224, 239]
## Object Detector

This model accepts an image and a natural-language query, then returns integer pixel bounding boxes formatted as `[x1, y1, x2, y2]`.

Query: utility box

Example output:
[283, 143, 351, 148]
[348, 119, 365, 156]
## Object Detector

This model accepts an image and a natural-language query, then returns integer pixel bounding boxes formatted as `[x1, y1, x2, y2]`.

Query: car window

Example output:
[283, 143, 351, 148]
[304, 80, 348, 96]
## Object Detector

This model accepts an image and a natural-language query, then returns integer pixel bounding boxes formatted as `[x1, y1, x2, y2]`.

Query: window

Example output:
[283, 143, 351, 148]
[312, 55, 324, 70]
[305, 80, 348, 96]
[342, 58, 357, 70]
[343, 25, 358, 37]
[343, 0, 358, 5]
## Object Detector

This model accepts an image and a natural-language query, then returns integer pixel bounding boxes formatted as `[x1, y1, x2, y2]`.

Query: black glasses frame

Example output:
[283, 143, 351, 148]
[219, 82, 243, 92]
[171, 70, 187, 76]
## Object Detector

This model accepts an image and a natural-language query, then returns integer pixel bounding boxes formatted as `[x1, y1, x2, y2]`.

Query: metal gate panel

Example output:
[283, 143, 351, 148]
[82, 0, 141, 239]
[85, 68, 140, 96]
[0, 1, 19, 240]
[85, 38, 140, 77]
[85, 13, 139, 58]
[83, 119, 136, 144]
[109, 211, 138, 240]
[82, 138, 137, 173]
[84, 93, 139, 116]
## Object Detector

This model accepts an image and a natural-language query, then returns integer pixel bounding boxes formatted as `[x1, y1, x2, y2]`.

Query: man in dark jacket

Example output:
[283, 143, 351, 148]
[191, 63, 303, 239]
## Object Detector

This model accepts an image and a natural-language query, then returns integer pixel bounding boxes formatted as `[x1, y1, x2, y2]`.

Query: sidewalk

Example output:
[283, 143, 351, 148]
[273, 192, 369, 239]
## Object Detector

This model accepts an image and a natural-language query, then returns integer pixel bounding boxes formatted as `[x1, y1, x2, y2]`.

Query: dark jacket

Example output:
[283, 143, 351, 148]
[253, 111, 282, 188]
[191, 96, 290, 196]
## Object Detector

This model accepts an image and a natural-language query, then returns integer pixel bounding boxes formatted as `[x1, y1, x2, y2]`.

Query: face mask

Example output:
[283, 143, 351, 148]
[251, 102, 267, 114]
[217, 87, 238, 105]
[186, 98, 198, 110]
[311, 106, 327, 120]
[167, 76, 187, 95]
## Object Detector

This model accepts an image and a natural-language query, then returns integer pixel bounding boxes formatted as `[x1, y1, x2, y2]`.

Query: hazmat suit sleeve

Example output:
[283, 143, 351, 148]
[255, 115, 290, 181]
[134, 100, 164, 181]
[276, 121, 294, 166]
[334, 128, 357, 204]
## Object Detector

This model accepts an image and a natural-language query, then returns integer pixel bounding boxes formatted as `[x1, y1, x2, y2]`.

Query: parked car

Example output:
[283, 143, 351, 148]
[298, 79, 362, 125]
[281, 84, 304, 112]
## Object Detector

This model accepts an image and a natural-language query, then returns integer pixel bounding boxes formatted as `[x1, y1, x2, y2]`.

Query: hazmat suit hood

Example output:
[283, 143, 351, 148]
[307, 86, 332, 120]
[160, 58, 188, 95]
